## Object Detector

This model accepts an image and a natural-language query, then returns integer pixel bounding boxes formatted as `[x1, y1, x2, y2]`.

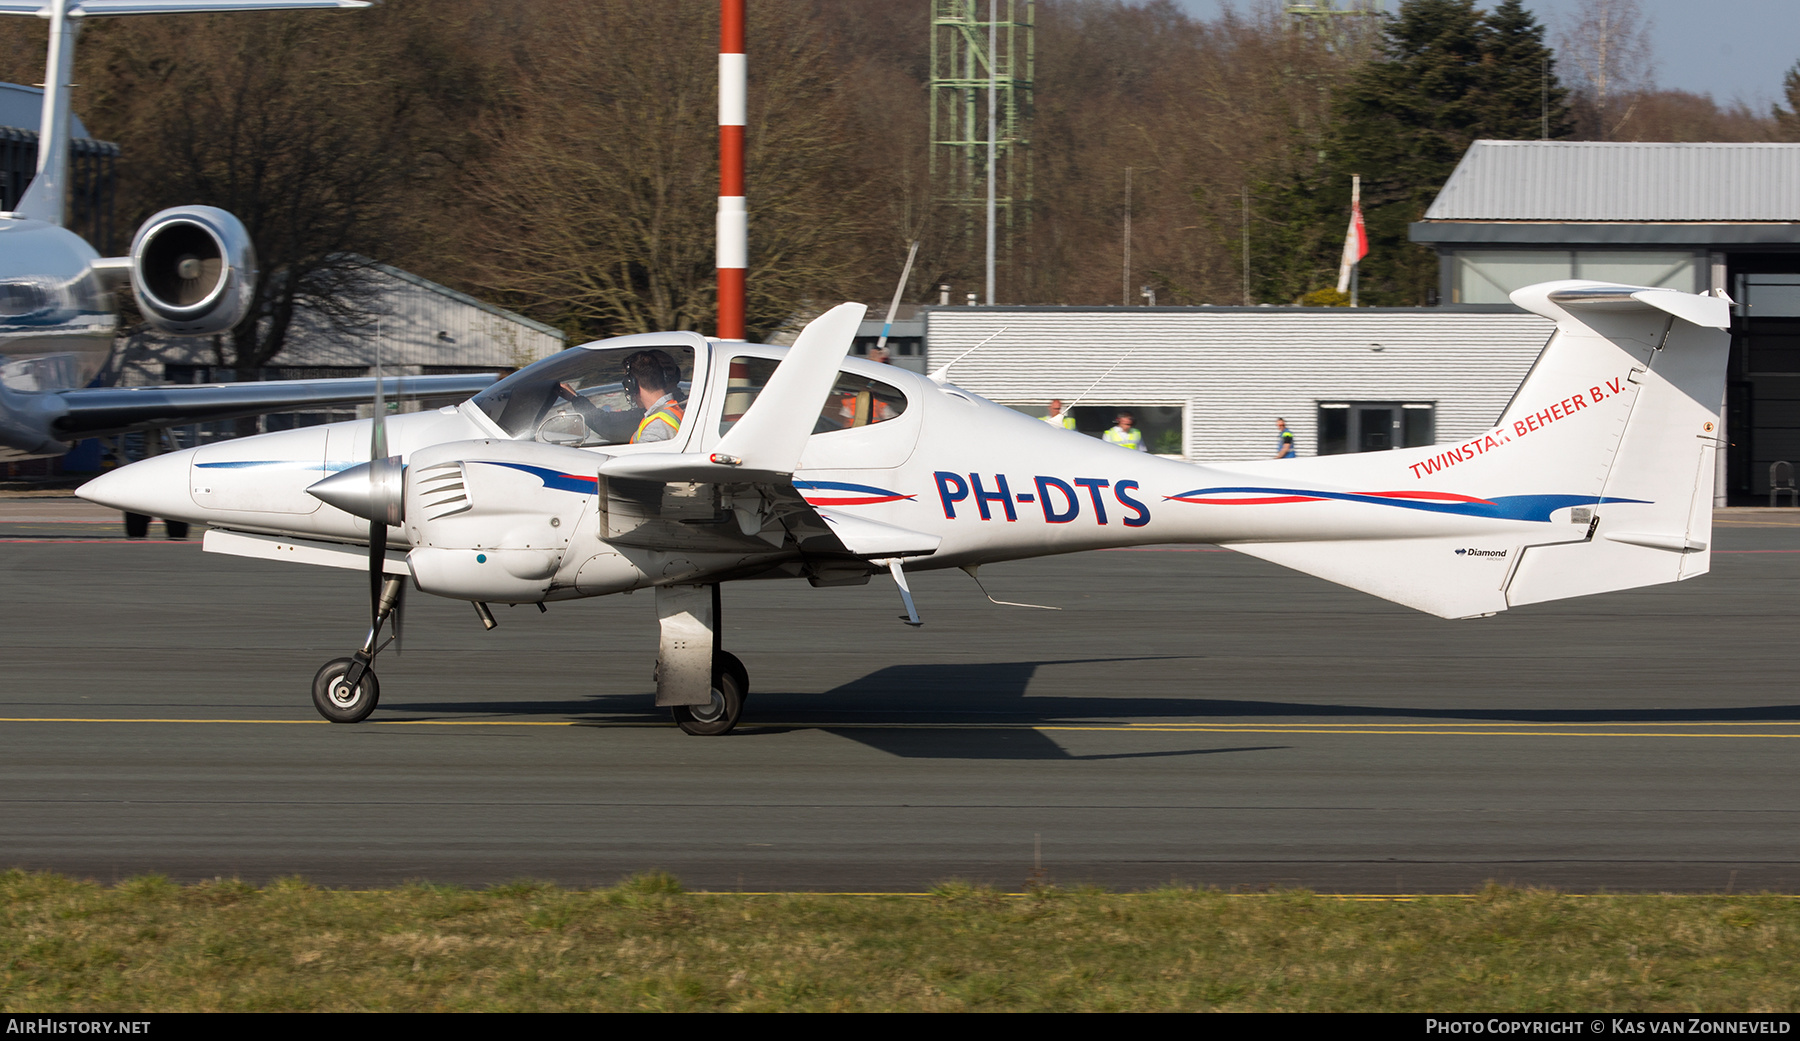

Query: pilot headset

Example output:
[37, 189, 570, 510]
[622, 351, 681, 401]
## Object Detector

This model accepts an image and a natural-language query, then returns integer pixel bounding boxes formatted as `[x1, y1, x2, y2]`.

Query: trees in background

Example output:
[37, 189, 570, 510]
[1314, 0, 1567, 305]
[0, 0, 1791, 343]
[468, 0, 872, 342]
[1557, 0, 1655, 141]
[1777, 64, 1800, 141]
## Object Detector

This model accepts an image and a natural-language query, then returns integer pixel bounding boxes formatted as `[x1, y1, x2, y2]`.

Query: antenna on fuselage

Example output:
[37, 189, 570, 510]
[927, 326, 1008, 386]
[1061, 346, 1140, 415]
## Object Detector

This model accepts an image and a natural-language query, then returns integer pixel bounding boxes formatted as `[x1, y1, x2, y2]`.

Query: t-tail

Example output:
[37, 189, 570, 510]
[1205, 280, 1730, 619]
[5, 1, 369, 226]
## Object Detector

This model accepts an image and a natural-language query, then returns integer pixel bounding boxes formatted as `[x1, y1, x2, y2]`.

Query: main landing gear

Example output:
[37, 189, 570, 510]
[672, 650, 749, 736]
[311, 575, 403, 723]
[658, 583, 748, 736]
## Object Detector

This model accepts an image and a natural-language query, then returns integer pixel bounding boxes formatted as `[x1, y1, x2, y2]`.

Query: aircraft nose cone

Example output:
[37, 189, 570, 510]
[77, 451, 196, 520]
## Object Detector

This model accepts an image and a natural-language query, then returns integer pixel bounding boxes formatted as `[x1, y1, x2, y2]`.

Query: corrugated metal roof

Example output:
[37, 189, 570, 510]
[926, 309, 1551, 462]
[1423, 141, 1800, 222]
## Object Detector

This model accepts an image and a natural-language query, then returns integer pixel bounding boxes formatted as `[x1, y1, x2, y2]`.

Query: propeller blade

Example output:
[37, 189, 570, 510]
[369, 506, 386, 636]
[369, 365, 388, 636]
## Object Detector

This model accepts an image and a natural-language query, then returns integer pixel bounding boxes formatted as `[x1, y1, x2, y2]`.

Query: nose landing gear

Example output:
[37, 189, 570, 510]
[310, 575, 403, 723]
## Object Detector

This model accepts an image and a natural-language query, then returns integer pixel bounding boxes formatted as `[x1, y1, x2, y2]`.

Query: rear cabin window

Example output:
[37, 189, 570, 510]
[721, 356, 907, 435]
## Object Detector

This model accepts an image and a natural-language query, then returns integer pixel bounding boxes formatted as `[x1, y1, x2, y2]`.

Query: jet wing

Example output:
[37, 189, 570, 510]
[47, 372, 497, 439]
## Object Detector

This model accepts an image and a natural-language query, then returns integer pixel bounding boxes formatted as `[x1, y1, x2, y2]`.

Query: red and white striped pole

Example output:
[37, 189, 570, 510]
[717, 0, 747, 341]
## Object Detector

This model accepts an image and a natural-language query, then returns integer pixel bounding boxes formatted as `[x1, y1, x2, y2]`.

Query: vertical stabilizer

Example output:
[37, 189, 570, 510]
[3, 1, 373, 225]
[1221, 281, 1730, 619]
[14, 0, 76, 225]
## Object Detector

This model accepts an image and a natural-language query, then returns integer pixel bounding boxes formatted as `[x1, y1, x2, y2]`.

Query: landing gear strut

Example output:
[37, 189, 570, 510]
[658, 583, 749, 735]
[311, 575, 404, 723]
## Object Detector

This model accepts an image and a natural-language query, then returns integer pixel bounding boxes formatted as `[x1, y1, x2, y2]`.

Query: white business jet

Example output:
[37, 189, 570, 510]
[80, 281, 1730, 735]
[0, 1, 494, 472]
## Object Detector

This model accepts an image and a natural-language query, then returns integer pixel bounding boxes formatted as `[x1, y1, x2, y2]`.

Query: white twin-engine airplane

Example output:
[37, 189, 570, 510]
[80, 279, 1730, 735]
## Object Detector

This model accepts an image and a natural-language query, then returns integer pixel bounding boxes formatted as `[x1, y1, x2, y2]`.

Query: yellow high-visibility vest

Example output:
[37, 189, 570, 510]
[633, 399, 685, 443]
[1104, 426, 1144, 451]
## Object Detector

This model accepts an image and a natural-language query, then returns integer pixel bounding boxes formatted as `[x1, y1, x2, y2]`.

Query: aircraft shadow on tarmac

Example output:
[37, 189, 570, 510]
[388, 655, 1800, 760]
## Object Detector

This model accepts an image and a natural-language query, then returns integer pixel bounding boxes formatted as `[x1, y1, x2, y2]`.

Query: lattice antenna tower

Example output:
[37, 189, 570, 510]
[929, 0, 1033, 295]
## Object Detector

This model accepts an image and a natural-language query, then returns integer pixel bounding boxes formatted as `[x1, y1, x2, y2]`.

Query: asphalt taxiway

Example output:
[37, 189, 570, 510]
[2, 498, 1797, 892]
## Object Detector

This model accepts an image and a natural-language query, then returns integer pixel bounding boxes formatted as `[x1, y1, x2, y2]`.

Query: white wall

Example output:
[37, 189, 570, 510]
[925, 309, 1553, 463]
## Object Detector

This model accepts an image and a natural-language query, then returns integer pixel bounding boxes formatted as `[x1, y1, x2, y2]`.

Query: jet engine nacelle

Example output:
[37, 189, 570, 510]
[129, 206, 257, 335]
[402, 439, 607, 603]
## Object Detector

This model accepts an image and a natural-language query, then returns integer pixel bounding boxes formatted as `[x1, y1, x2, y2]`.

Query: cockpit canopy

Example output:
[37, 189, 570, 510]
[472, 339, 697, 448]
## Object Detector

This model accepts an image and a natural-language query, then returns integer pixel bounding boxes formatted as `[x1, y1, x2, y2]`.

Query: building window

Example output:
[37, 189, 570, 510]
[1318, 402, 1435, 455]
[1739, 274, 1800, 320]
[1451, 250, 1701, 304]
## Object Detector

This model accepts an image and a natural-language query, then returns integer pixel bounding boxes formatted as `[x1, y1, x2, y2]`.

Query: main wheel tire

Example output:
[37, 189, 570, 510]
[672, 659, 745, 736]
[717, 650, 749, 702]
[164, 520, 190, 540]
[312, 657, 380, 723]
[124, 512, 150, 539]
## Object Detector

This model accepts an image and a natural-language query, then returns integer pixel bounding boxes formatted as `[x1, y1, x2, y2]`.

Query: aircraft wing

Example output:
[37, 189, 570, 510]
[589, 302, 938, 564]
[47, 372, 496, 439]
[0, 2, 369, 15]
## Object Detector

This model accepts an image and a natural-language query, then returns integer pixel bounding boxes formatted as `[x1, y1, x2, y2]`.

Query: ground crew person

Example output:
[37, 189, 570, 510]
[1043, 399, 1076, 429]
[1274, 417, 1296, 459]
[1103, 412, 1145, 451]
[624, 349, 685, 443]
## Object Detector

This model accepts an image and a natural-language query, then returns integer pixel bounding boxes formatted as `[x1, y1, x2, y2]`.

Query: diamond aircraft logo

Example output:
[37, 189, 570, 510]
[1457, 547, 1508, 558]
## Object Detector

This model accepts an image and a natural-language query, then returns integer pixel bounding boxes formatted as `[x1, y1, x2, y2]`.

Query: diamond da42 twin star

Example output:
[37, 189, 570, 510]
[80, 281, 1731, 734]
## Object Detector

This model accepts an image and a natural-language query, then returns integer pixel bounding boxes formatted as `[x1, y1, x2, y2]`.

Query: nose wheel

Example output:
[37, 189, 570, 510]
[672, 651, 749, 736]
[312, 656, 380, 723]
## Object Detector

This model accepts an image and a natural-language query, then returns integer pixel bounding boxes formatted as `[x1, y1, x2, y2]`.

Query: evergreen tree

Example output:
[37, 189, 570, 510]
[1329, 0, 1493, 305]
[1482, 0, 1573, 140]
[1775, 61, 1800, 141]
[1311, 0, 1572, 305]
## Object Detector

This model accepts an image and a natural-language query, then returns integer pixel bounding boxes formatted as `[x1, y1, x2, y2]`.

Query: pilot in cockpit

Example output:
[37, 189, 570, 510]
[620, 349, 685, 443]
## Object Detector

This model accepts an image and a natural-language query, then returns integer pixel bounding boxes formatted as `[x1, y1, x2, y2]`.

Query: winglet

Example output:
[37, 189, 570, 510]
[711, 302, 864, 473]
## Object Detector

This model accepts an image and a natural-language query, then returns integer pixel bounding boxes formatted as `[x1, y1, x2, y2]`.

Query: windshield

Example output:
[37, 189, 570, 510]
[472, 343, 696, 447]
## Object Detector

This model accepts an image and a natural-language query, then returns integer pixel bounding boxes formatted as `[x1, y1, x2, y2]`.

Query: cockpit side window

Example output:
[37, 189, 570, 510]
[473, 343, 696, 447]
[719, 355, 908, 435]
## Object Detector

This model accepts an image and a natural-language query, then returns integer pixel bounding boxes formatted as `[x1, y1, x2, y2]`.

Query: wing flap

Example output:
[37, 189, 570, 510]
[812, 507, 940, 558]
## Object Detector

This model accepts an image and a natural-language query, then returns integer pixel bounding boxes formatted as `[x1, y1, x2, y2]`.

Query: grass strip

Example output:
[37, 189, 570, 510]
[3, 870, 1799, 1011]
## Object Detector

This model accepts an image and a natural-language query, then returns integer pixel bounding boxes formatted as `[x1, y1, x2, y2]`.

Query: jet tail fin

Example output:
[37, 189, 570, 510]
[6, 1, 370, 225]
[1222, 281, 1730, 619]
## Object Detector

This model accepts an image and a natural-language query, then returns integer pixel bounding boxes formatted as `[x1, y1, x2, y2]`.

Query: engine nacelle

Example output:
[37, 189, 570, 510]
[129, 206, 257, 335]
[403, 439, 615, 602]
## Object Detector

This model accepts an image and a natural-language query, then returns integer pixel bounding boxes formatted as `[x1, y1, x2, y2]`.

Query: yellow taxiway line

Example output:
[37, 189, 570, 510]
[4, 717, 1800, 738]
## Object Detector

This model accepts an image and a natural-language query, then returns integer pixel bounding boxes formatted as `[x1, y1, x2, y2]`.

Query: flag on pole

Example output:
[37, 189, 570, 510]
[1335, 175, 1367, 295]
